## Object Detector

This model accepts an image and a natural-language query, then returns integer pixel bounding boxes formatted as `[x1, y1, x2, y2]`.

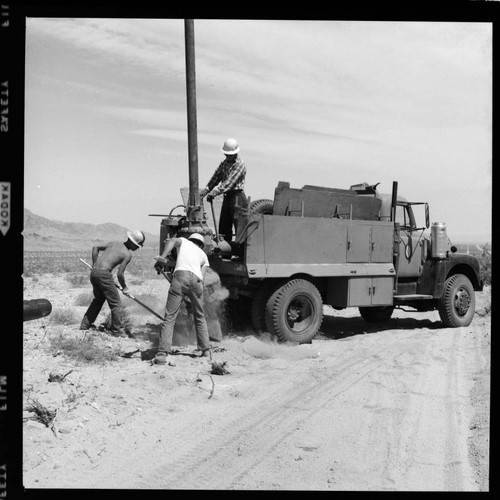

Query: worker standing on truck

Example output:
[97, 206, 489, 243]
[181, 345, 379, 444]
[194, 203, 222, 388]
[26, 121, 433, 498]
[200, 138, 249, 241]
[80, 230, 145, 337]
[153, 233, 212, 364]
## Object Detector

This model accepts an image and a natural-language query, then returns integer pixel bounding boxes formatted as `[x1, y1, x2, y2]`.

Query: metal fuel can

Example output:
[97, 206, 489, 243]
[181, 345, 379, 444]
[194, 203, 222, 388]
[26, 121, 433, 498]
[431, 222, 448, 259]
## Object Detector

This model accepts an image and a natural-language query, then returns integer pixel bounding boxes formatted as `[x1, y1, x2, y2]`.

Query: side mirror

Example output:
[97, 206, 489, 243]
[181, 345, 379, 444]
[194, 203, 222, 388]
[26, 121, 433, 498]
[425, 203, 430, 229]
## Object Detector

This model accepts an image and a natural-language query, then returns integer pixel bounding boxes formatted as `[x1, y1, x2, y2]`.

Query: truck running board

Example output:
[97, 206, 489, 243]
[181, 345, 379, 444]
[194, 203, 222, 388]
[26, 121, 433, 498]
[393, 294, 434, 301]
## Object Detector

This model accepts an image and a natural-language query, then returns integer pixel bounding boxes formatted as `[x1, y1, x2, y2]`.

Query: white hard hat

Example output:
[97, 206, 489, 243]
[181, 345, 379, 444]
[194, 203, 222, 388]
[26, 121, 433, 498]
[221, 138, 240, 155]
[188, 233, 205, 246]
[127, 230, 145, 248]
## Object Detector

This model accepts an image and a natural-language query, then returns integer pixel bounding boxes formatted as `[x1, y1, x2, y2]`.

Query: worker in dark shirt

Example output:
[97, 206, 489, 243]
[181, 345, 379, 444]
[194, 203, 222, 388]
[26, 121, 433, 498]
[200, 138, 248, 241]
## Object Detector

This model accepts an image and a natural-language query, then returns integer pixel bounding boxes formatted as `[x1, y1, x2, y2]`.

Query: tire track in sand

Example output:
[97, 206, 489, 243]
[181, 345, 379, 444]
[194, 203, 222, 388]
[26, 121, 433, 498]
[132, 334, 417, 490]
[378, 327, 476, 490]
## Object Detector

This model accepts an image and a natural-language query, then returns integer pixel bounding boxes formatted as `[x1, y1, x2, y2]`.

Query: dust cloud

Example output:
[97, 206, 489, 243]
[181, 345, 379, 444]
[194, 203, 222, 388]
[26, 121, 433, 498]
[173, 268, 322, 360]
[243, 334, 321, 361]
[172, 267, 229, 345]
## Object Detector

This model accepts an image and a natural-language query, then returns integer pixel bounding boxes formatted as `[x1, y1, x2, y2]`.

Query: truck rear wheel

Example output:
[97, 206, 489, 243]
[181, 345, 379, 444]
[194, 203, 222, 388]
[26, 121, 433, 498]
[264, 279, 323, 344]
[438, 273, 475, 327]
[359, 306, 394, 323]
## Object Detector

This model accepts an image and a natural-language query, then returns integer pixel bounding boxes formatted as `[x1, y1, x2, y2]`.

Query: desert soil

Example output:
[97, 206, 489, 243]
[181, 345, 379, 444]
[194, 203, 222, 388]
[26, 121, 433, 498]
[22, 273, 490, 491]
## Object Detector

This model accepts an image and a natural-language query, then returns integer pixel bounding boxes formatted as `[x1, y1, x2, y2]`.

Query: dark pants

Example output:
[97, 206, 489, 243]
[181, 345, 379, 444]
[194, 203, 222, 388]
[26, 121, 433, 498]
[158, 270, 211, 354]
[219, 190, 248, 241]
[80, 269, 124, 333]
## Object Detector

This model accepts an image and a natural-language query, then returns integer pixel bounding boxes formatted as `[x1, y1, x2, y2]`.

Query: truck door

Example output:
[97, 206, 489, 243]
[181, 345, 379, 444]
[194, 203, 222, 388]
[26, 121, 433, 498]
[395, 204, 425, 278]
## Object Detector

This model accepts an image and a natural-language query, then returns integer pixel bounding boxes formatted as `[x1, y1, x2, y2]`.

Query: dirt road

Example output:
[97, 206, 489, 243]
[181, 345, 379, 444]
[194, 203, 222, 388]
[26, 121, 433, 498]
[22, 276, 490, 491]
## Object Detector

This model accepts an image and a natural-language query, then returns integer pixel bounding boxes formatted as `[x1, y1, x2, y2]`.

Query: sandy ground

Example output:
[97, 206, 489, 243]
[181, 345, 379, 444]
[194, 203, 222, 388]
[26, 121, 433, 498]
[22, 273, 490, 491]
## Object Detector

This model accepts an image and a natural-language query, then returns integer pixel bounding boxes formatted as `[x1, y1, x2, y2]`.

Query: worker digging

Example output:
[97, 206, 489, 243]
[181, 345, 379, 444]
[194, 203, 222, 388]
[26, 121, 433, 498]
[153, 233, 213, 364]
[80, 230, 145, 337]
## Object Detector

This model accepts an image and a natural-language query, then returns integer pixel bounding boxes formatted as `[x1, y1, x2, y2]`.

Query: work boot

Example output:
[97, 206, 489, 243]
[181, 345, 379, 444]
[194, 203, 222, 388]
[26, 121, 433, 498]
[155, 352, 168, 365]
[98, 325, 127, 338]
[80, 322, 96, 331]
[200, 348, 212, 359]
[112, 330, 128, 338]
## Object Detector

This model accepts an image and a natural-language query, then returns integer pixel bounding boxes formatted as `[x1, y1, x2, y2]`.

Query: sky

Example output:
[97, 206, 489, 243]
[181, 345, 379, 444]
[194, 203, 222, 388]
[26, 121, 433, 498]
[24, 18, 492, 242]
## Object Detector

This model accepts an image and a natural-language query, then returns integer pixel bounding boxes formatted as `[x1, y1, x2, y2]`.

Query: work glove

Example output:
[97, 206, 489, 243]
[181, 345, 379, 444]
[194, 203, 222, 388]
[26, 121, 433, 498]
[206, 190, 217, 203]
[154, 256, 167, 274]
[116, 284, 129, 295]
[199, 188, 208, 198]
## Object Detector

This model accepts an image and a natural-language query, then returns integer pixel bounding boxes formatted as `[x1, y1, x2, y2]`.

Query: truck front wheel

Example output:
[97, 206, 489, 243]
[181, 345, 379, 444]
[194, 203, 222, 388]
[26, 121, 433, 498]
[265, 279, 323, 344]
[438, 274, 475, 327]
[359, 306, 394, 323]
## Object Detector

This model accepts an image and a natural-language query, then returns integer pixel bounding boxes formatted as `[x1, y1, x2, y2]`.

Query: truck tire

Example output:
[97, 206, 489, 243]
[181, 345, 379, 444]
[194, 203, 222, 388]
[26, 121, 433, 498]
[249, 199, 274, 214]
[438, 273, 475, 327]
[250, 281, 282, 333]
[359, 306, 394, 323]
[265, 279, 323, 344]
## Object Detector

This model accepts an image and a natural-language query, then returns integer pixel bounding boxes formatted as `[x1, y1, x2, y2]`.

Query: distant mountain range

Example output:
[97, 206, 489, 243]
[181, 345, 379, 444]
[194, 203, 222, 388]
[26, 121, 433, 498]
[23, 208, 158, 251]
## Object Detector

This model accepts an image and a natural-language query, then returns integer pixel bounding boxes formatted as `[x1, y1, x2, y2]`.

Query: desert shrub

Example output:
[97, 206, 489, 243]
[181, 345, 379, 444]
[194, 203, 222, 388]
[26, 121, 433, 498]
[210, 360, 230, 375]
[74, 292, 94, 307]
[48, 369, 73, 382]
[478, 252, 491, 286]
[25, 397, 57, 430]
[48, 330, 121, 363]
[60, 261, 73, 273]
[50, 308, 79, 325]
[66, 273, 87, 287]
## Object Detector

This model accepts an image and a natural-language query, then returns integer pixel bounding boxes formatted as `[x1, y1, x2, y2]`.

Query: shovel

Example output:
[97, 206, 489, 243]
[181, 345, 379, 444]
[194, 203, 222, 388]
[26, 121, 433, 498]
[78, 258, 165, 321]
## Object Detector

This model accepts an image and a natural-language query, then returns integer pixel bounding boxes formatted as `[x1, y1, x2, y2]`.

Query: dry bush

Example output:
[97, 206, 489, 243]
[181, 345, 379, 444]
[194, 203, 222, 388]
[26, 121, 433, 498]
[478, 252, 491, 286]
[50, 308, 79, 326]
[210, 360, 230, 375]
[64, 389, 80, 405]
[65, 273, 87, 287]
[25, 397, 57, 430]
[48, 369, 73, 382]
[48, 330, 121, 363]
[74, 292, 94, 307]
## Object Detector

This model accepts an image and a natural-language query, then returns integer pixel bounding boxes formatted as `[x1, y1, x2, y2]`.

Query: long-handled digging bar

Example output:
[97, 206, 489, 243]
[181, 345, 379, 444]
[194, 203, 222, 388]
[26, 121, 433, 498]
[78, 258, 165, 321]
[209, 200, 219, 242]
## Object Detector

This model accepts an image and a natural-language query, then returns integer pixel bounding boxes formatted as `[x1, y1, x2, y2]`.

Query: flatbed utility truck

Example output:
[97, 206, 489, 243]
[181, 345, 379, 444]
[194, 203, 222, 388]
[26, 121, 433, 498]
[159, 180, 483, 344]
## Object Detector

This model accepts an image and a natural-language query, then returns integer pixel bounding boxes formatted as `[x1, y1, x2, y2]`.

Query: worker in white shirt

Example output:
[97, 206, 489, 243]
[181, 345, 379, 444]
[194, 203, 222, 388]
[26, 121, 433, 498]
[153, 233, 211, 364]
